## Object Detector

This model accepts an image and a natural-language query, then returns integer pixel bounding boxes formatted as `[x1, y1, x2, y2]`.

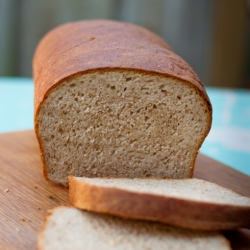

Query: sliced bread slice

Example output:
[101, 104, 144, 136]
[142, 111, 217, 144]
[69, 176, 250, 230]
[38, 207, 231, 250]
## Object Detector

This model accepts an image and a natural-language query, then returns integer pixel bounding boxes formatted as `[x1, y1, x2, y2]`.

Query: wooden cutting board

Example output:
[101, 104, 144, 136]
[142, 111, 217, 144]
[0, 130, 249, 250]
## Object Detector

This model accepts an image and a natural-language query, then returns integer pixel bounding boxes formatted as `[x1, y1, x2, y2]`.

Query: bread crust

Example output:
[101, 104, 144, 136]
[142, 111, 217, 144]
[33, 20, 212, 183]
[69, 176, 250, 230]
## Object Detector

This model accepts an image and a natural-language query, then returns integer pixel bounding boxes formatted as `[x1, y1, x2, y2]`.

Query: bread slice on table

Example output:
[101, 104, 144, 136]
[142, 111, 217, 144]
[33, 20, 212, 186]
[38, 207, 231, 250]
[69, 176, 250, 230]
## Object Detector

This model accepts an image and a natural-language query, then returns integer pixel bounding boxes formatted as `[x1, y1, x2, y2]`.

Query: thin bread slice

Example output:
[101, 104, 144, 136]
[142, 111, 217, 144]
[38, 206, 231, 250]
[69, 176, 250, 230]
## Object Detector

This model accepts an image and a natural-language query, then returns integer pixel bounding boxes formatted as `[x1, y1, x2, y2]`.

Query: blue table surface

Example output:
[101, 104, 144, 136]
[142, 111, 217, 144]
[1, 77, 249, 176]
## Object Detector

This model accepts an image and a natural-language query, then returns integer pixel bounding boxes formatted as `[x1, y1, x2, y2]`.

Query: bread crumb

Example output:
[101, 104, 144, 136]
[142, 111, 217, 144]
[4, 189, 9, 193]
[109, 240, 115, 246]
[20, 218, 25, 222]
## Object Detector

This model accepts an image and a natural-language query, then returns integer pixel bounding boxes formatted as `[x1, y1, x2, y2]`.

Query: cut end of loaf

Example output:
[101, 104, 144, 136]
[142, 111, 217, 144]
[36, 70, 211, 185]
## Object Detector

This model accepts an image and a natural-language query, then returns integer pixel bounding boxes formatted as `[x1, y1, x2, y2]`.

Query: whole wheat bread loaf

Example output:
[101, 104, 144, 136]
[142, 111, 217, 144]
[69, 176, 250, 230]
[38, 207, 231, 250]
[33, 20, 212, 185]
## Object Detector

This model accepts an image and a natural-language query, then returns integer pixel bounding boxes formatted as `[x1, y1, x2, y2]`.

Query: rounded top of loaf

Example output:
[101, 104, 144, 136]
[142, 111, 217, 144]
[33, 19, 211, 112]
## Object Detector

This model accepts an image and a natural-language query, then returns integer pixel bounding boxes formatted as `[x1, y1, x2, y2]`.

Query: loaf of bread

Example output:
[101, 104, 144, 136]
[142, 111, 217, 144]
[33, 20, 212, 185]
[69, 176, 250, 230]
[38, 207, 231, 250]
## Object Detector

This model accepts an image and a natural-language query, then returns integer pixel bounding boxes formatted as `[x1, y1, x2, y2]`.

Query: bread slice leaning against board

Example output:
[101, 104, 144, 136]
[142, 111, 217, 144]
[69, 176, 250, 230]
[33, 20, 212, 186]
[37, 207, 231, 250]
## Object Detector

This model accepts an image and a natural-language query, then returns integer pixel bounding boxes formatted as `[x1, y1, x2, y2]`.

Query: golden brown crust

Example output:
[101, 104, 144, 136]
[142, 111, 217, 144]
[68, 176, 250, 231]
[33, 20, 210, 112]
[33, 20, 212, 181]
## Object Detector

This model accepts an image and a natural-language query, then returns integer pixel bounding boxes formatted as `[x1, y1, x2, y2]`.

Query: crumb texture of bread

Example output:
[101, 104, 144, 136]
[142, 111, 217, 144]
[37, 70, 211, 185]
[38, 207, 231, 250]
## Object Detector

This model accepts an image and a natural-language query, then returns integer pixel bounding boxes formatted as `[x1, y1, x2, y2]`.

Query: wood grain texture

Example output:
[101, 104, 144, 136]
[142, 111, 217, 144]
[194, 154, 250, 197]
[0, 130, 69, 250]
[0, 130, 249, 249]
